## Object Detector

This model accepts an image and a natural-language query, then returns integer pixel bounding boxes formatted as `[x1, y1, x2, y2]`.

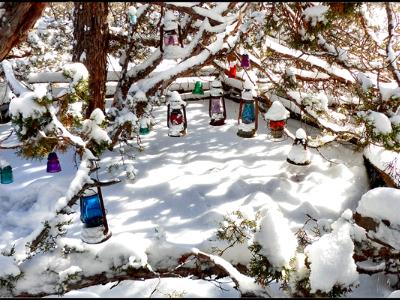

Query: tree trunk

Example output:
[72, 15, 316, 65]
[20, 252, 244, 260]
[0, 2, 47, 61]
[72, 2, 109, 118]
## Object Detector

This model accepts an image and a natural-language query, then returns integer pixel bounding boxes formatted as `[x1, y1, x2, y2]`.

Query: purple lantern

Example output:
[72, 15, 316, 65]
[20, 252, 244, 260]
[47, 152, 62, 173]
[241, 54, 250, 69]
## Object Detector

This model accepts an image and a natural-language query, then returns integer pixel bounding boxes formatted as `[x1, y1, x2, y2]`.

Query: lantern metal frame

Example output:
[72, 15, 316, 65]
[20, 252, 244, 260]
[160, 9, 184, 53]
[237, 93, 259, 138]
[167, 103, 187, 137]
[209, 89, 226, 126]
[80, 159, 112, 244]
[267, 119, 288, 141]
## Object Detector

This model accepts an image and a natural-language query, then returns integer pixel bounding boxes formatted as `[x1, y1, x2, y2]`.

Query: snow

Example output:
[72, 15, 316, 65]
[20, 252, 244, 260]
[9, 90, 47, 119]
[254, 206, 298, 269]
[302, 5, 329, 27]
[0, 255, 20, 278]
[356, 187, 400, 226]
[0, 99, 389, 298]
[304, 215, 359, 293]
[365, 111, 393, 134]
[264, 100, 290, 121]
[62, 63, 89, 87]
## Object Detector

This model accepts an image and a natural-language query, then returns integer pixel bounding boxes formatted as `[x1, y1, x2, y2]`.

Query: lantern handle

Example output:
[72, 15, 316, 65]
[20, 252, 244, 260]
[255, 98, 259, 132]
[182, 104, 187, 131]
[238, 99, 243, 125]
[167, 103, 170, 128]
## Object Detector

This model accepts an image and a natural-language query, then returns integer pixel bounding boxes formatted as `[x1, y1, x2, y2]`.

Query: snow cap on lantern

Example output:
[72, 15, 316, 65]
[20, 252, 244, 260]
[128, 6, 137, 25]
[210, 80, 223, 97]
[242, 79, 254, 100]
[265, 100, 290, 121]
[167, 91, 186, 108]
[287, 128, 311, 166]
[163, 10, 178, 31]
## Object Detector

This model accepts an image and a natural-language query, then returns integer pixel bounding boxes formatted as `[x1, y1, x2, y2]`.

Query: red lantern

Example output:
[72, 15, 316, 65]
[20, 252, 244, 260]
[269, 120, 286, 138]
[167, 91, 187, 137]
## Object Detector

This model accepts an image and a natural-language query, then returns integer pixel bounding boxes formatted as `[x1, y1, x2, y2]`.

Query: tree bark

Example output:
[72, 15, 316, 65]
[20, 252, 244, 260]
[0, 2, 47, 61]
[72, 2, 109, 118]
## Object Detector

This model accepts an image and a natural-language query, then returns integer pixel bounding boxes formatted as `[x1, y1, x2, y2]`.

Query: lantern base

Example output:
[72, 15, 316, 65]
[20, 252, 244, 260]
[81, 225, 112, 244]
[237, 129, 256, 138]
[210, 118, 225, 126]
[270, 128, 284, 139]
[286, 158, 311, 166]
[168, 126, 187, 137]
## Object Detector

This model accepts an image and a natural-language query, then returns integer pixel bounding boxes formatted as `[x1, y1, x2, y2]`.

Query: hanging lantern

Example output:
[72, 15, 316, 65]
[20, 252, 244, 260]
[209, 80, 226, 126]
[0, 165, 13, 184]
[46, 152, 62, 173]
[287, 128, 311, 166]
[228, 63, 237, 78]
[240, 53, 251, 69]
[80, 187, 111, 244]
[237, 80, 258, 138]
[139, 117, 150, 135]
[192, 81, 204, 95]
[264, 101, 290, 140]
[128, 6, 137, 25]
[167, 91, 187, 137]
[160, 10, 183, 52]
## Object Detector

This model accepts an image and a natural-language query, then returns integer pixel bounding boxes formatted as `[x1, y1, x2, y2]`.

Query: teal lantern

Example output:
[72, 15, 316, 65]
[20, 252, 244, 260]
[139, 126, 150, 135]
[139, 117, 150, 135]
[192, 81, 204, 95]
[1, 165, 13, 184]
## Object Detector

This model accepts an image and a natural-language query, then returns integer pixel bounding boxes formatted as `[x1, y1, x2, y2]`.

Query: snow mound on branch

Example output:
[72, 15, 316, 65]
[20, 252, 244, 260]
[264, 100, 290, 121]
[82, 109, 111, 145]
[304, 213, 358, 293]
[95, 232, 149, 270]
[9, 91, 47, 119]
[62, 62, 89, 86]
[0, 255, 20, 278]
[89, 108, 106, 125]
[302, 5, 330, 27]
[132, 90, 147, 103]
[356, 187, 400, 226]
[365, 111, 392, 134]
[254, 206, 297, 269]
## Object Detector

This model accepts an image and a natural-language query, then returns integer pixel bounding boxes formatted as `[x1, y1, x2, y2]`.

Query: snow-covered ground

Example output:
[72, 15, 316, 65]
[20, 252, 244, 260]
[0, 99, 396, 297]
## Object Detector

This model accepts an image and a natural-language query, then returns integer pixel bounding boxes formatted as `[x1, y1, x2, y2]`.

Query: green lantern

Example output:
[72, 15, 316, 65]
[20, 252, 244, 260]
[192, 81, 204, 95]
[1, 165, 13, 184]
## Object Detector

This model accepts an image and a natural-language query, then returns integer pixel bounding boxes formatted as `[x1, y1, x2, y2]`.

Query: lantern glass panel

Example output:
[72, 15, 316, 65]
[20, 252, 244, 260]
[241, 102, 255, 124]
[164, 31, 179, 46]
[80, 193, 104, 228]
[269, 120, 286, 130]
[0, 165, 13, 184]
[170, 109, 184, 125]
[139, 126, 150, 135]
[211, 97, 223, 114]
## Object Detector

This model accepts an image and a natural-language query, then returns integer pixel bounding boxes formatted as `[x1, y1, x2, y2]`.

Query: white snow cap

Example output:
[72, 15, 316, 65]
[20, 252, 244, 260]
[167, 91, 186, 107]
[265, 101, 290, 121]
[133, 90, 148, 102]
[211, 80, 222, 88]
[295, 128, 307, 139]
[163, 10, 178, 31]
[62, 62, 89, 86]
[356, 187, 400, 226]
[366, 111, 392, 134]
[90, 108, 106, 125]
[128, 6, 137, 15]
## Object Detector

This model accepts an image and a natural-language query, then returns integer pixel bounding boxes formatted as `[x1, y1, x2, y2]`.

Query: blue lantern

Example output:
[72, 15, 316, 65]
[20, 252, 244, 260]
[80, 191, 104, 228]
